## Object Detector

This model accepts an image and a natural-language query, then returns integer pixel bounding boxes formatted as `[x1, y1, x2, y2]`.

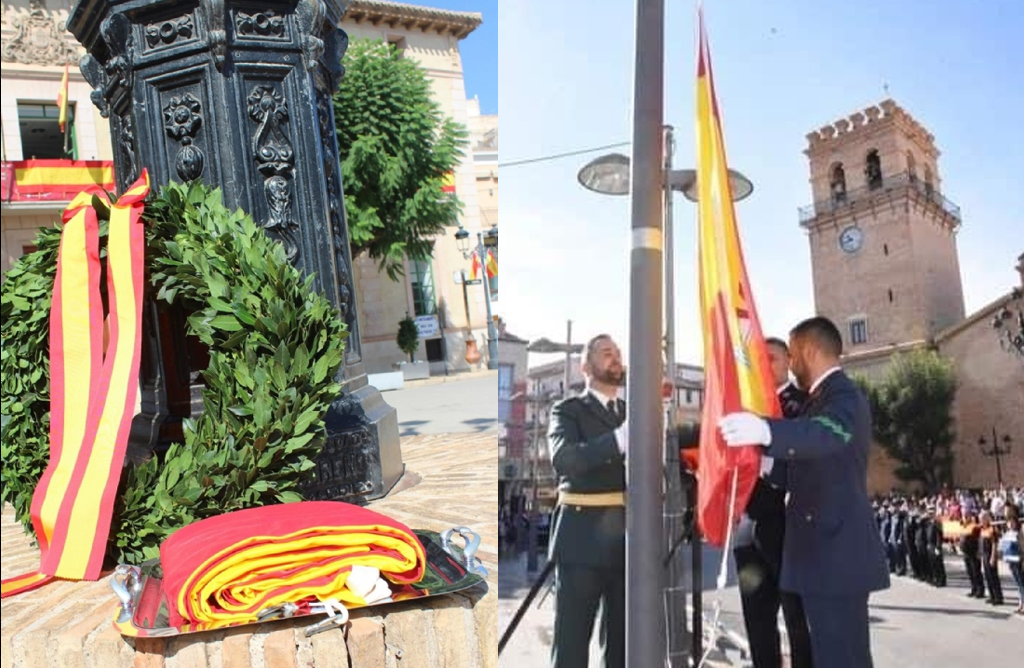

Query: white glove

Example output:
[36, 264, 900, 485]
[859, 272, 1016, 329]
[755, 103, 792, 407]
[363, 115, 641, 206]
[345, 565, 380, 598]
[718, 412, 771, 447]
[363, 578, 393, 605]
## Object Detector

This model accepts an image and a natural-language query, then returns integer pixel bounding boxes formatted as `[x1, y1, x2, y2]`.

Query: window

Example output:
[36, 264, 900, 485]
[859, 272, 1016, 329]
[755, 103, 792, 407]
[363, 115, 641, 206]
[498, 364, 513, 423]
[685, 388, 693, 405]
[386, 35, 407, 55]
[923, 166, 934, 198]
[865, 149, 882, 189]
[410, 259, 437, 316]
[850, 319, 868, 345]
[906, 151, 917, 182]
[883, 243, 889, 256]
[830, 163, 846, 204]
[888, 289, 894, 303]
[18, 102, 75, 159]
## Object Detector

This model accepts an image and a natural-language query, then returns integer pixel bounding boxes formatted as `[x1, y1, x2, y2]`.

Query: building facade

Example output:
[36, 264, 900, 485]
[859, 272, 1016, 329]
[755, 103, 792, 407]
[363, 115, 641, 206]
[934, 265, 1024, 489]
[495, 318, 528, 515]
[2, 0, 115, 274]
[499, 358, 707, 512]
[343, 2, 498, 376]
[1, 0, 497, 377]
[801, 99, 1023, 492]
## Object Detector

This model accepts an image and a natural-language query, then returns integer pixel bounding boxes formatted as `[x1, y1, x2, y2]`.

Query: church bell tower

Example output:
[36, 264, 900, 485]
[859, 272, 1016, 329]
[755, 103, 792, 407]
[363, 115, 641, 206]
[800, 99, 966, 354]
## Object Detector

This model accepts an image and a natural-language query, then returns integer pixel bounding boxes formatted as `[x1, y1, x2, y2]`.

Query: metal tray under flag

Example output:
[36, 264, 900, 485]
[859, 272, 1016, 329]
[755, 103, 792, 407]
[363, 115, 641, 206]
[109, 527, 488, 638]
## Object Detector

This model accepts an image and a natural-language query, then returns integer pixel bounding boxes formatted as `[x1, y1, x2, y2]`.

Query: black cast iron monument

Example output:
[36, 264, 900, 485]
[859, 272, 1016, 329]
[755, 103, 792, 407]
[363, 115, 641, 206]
[66, 0, 404, 502]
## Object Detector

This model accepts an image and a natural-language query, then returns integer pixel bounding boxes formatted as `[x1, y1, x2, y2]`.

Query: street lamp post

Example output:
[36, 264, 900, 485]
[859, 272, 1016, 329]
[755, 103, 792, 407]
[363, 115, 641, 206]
[991, 286, 1023, 360]
[979, 428, 1013, 488]
[455, 225, 499, 370]
[521, 333, 585, 575]
[478, 230, 499, 370]
[526, 391, 543, 573]
[527, 329, 584, 395]
[564, 320, 573, 399]
[577, 131, 752, 668]
[623, 1, 666, 663]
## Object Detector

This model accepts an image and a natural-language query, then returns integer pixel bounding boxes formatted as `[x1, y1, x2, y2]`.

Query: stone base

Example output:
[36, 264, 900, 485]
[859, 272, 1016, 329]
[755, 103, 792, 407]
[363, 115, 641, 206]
[302, 382, 404, 504]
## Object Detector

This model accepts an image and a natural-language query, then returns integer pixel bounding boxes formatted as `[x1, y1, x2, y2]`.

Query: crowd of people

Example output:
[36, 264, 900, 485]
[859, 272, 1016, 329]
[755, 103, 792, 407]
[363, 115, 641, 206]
[872, 487, 1024, 614]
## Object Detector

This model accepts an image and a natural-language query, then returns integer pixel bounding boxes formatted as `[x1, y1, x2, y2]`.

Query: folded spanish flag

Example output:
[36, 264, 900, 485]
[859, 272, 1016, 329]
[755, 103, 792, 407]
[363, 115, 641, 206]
[160, 501, 427, 626]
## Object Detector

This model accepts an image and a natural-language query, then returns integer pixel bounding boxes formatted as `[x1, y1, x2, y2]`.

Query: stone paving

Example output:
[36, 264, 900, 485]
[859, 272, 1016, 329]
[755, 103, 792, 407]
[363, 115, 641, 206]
[499, 540, 1024, 668]
[498, 551, 736, 668]
[0, 431, 498, 668]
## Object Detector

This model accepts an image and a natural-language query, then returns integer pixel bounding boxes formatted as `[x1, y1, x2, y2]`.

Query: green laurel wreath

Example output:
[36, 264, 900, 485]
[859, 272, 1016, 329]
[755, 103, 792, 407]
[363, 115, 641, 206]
[0, 181, 347, 564]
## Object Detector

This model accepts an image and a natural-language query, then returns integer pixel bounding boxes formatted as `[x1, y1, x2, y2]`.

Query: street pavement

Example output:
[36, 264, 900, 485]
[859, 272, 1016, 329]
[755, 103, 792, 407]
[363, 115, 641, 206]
[499, 543, 1024, 668]
[383, 372, 499, 436]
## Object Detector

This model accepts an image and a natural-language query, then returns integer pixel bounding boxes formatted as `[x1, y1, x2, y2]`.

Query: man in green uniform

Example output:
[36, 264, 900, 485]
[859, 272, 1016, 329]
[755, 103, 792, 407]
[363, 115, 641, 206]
[547, 334, 626, 668]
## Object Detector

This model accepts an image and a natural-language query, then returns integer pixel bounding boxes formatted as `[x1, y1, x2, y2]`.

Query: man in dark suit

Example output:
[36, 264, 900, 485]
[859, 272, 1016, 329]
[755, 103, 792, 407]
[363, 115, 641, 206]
[878, 505, 894, 571]
[732, 337, 814, 668]
[718, 316, 890, 668]
[889, 503, 908, 576]
[914, 506, 932, 583]
[547, 334, 626, 668]
[925, 507, 947, 586]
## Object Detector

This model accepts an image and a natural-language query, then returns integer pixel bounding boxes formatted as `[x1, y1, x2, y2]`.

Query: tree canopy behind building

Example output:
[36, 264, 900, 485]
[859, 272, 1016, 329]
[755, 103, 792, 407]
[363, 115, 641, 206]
[333, 39, 468, 280]
[856, 349, 958, 491]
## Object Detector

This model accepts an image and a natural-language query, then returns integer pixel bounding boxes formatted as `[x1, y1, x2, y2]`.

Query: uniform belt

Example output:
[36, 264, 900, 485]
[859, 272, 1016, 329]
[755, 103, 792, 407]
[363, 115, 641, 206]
[559, 491, 625, 507]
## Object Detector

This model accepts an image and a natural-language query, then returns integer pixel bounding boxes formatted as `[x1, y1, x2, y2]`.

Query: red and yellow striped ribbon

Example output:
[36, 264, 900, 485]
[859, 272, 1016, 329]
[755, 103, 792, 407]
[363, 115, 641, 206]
[1, 171, 149, 598]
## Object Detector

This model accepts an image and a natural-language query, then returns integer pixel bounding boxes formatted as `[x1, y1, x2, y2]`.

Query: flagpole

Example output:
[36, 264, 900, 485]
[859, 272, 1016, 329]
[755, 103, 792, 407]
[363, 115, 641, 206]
[626, 0, 665, 666]
[662, 123, 690, 668]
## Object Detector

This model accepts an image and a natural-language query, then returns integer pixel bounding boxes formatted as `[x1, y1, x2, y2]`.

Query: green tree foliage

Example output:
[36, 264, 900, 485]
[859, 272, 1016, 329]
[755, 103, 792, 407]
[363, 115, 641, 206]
[396, 314, 420, 362]
[856, 350, 957, 491]
[1, 182, 347, 564]
[334, 39, 467, 280]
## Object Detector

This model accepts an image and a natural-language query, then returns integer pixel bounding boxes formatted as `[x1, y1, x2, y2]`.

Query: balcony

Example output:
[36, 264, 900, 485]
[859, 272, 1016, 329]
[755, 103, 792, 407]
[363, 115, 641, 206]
[2, 160, 115, 205]
[798, 171, 961, 227]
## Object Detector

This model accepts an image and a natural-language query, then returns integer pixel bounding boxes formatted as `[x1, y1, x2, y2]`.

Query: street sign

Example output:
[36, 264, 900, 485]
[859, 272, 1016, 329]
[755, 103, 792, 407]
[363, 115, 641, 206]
[465, 279, 483, 285]
[414, 315, 440, 339]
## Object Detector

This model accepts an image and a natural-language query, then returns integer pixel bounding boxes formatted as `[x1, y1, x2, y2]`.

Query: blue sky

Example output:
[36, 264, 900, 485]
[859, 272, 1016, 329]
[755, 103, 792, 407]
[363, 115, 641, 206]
[411, 0, 498, 114]
[498, 0, 1023, 365]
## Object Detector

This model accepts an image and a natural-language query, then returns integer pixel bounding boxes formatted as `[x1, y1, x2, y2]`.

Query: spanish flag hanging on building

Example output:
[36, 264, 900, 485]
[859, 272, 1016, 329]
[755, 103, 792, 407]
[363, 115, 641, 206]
[694, 8, 779, 547]
[57, 62, 70, 134]
[470, 251, 482, 280]
[485, 249, 497, 279]
[441, 171, 456, 194]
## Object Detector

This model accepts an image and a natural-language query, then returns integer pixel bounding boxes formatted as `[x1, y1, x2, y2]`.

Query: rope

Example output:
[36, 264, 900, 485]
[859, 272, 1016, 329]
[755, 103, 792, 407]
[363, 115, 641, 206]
[694, 466, 740, 668]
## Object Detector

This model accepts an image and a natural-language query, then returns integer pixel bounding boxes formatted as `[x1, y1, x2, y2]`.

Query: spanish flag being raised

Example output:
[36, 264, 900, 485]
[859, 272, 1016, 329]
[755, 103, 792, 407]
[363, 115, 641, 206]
[694, 8, 780, 547]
